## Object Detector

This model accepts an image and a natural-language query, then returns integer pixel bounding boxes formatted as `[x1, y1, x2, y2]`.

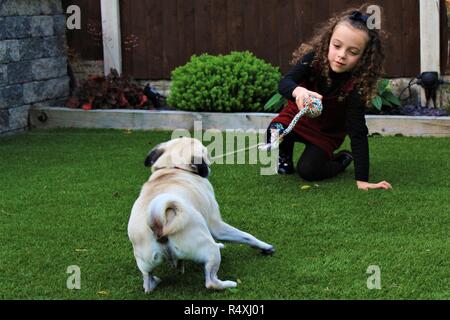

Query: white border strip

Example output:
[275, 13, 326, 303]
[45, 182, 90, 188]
[29, 107, 450, 137]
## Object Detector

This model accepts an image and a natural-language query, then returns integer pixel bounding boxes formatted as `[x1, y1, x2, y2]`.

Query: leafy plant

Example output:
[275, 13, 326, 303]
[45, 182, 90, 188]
[263, 92, 287, 112]
[371, 79, 401, 111]
[65, 69, 151, 110]
[168, 51, 281, 112]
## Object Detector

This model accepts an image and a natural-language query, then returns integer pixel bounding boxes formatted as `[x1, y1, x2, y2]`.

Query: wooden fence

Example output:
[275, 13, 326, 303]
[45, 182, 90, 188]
[64, 0, 449, 79]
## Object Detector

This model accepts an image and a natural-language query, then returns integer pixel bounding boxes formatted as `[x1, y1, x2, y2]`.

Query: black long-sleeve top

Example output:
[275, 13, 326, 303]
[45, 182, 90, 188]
[278, 52, 369, 182]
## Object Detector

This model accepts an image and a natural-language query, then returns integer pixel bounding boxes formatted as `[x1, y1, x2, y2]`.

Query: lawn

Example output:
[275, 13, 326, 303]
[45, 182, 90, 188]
[0, 129, 448, 300]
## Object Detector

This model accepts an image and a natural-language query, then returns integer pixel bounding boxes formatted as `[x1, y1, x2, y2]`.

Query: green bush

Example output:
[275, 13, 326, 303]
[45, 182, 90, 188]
[167, 51, 281, 112]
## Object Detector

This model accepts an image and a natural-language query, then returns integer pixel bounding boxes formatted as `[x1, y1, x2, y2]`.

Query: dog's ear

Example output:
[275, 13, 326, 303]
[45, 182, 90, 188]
[190, 156, 210, 178]
[144, 147, 165, 167]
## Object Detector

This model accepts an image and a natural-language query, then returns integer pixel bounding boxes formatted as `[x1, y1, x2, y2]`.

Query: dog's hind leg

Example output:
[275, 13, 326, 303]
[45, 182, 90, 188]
[177, 260, 185, 274]
[209, 221, 275, 255]
[204, 251, 237, 290]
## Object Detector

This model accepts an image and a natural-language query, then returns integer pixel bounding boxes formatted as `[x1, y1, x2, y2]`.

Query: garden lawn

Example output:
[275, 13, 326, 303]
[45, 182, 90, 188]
[0, 129, 448, 300]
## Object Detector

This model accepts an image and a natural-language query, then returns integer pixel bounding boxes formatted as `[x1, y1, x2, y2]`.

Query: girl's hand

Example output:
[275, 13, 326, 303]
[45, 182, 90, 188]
[356, 180, 392, 191]
[292, 86, 323, 111]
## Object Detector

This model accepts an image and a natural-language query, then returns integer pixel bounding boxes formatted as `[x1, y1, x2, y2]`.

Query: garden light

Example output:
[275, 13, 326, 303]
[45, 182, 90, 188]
[417, 72, 440, 107]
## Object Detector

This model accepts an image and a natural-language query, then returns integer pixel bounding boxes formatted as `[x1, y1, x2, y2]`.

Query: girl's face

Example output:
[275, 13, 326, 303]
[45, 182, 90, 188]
[328, 22, 369, 73]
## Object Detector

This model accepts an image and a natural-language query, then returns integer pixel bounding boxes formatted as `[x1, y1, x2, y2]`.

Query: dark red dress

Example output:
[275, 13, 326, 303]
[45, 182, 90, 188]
[271, 77, 354, 158]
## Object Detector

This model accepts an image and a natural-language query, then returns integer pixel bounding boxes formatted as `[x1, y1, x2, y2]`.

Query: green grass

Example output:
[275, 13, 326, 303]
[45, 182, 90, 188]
[0, 129, 449, 300]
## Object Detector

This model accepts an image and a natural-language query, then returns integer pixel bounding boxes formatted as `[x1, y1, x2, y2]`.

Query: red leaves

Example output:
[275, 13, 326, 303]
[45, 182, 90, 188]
[118, 92, 129, 107]
[65, 69, 150, 110]
[138, 94, 148, 107]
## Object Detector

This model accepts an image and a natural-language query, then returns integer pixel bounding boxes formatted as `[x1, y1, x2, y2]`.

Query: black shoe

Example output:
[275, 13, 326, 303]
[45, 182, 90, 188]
[333, 150, 353, 170]
[278, 154, 294, 174]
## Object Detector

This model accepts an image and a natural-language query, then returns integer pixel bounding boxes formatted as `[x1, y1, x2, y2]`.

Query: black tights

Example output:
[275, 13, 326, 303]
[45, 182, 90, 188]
[268, 124, 345, 181]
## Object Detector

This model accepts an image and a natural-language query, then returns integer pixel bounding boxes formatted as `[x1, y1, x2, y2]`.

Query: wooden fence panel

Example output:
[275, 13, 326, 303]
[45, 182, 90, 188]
[65, 0, 449, 78]
[63, 0, 102, 60]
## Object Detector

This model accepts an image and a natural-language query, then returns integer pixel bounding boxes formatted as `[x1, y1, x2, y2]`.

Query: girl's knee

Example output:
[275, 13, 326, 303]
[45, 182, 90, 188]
[296, 160, 322, 181]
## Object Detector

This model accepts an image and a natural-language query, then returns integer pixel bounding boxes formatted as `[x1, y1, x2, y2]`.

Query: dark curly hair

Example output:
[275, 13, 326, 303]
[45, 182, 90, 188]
[291, 4, 387, 106]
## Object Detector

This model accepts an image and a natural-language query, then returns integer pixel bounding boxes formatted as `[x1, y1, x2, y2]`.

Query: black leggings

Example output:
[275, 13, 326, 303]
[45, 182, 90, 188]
[268, 124, 345, 181]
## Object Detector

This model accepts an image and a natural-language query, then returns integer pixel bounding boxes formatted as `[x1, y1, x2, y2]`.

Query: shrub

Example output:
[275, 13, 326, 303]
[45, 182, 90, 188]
[168, 51, 281, 112]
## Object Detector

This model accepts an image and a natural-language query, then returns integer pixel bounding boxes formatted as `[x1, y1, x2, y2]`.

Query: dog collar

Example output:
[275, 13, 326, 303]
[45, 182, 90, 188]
[153, 166, 201, 177]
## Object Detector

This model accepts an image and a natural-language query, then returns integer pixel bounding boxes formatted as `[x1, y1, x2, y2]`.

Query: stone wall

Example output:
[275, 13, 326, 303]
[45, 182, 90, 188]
[0, 0, 69, 135]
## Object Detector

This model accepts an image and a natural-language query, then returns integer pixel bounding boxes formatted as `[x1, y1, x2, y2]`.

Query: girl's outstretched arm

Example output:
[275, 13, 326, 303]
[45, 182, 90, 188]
[356, 180, 392, 190]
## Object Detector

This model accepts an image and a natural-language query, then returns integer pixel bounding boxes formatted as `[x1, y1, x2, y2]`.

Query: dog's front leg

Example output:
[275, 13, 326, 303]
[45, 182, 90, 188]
[143, 274, 161, 293]
[204, 251, 237, 290]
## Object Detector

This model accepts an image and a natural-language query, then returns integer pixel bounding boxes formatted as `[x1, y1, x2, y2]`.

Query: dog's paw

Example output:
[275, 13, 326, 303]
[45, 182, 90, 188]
[221, 280, 238, 289]
[143, 275, 161, 293]
[206, 280, 237, 290]
[260, 245, 275, 256]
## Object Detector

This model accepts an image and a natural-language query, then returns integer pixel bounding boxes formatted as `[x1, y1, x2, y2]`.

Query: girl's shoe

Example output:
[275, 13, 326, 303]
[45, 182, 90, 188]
[278, 154, 294, 174]
[333, 150, 353, 170]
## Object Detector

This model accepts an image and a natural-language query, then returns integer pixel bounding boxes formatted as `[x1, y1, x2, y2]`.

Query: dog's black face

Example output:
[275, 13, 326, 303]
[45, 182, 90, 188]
[144, 147, 165, 167]
[190, 156, 210, 178]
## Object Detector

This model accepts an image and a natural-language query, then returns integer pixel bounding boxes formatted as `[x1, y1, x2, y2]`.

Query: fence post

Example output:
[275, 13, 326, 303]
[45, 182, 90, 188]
[420, 0, 441, 107]
[100, 0, 122, 76]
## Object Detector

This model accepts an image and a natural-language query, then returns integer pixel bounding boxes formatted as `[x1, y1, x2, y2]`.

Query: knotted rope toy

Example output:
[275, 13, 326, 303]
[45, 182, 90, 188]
[259, 95, 323, 151]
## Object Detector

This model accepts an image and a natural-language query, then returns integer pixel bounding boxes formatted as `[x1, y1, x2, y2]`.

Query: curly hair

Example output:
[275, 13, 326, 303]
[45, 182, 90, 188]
[291, 4, 387, 106]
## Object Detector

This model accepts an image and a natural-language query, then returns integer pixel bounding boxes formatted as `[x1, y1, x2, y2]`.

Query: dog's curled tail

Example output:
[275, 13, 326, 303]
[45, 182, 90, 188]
[147, 193, 188, 240]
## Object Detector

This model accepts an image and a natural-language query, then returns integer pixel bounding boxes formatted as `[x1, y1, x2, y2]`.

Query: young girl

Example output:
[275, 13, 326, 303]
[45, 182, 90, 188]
[268, 5, 392, 191]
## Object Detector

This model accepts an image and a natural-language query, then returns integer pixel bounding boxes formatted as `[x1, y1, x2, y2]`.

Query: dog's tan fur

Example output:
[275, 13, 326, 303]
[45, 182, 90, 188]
[128, 137, 274, 292]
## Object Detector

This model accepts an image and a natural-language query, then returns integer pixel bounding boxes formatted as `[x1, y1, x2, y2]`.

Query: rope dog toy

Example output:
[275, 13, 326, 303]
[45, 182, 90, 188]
[259, 95, 323, 151]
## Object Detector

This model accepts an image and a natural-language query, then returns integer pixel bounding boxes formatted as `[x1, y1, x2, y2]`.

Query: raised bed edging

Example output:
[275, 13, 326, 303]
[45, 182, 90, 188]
[29, 106, 450, 137]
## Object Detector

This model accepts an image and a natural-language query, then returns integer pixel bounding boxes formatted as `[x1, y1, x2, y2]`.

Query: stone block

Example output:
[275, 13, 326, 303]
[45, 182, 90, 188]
[0, 40, 21, 63]
[0, 16, 31, 40]
[23, 76, 69, 104]
[0, 0, 62, 17]
[32, 57, 67, 80]
[31, 16, 54, 37]
[8, 104, 30, 130]
[0, 108, 8, 131]
[0, 18, 4, 40]
[53, 15, 67, 36]
[40, 0, 63, 15]
[0, 1, 41, 17]
[0, 64, 7, 86]
[19, 38, 45, 60]
[20, 36, 65, 60]
[41, 36, 65, 58]
[7, 60, 32, 84]
[0, 84, 23, 108]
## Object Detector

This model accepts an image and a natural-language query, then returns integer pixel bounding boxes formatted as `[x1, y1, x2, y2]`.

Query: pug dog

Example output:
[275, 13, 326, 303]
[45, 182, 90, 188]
[128, 137, 274, 292]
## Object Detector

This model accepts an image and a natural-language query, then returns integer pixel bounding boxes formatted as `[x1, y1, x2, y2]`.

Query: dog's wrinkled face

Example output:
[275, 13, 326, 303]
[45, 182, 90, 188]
[144, 137, 211, 178]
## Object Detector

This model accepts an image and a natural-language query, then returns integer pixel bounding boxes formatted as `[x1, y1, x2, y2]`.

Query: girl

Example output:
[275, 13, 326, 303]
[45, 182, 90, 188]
[268, 5, 392, 191]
